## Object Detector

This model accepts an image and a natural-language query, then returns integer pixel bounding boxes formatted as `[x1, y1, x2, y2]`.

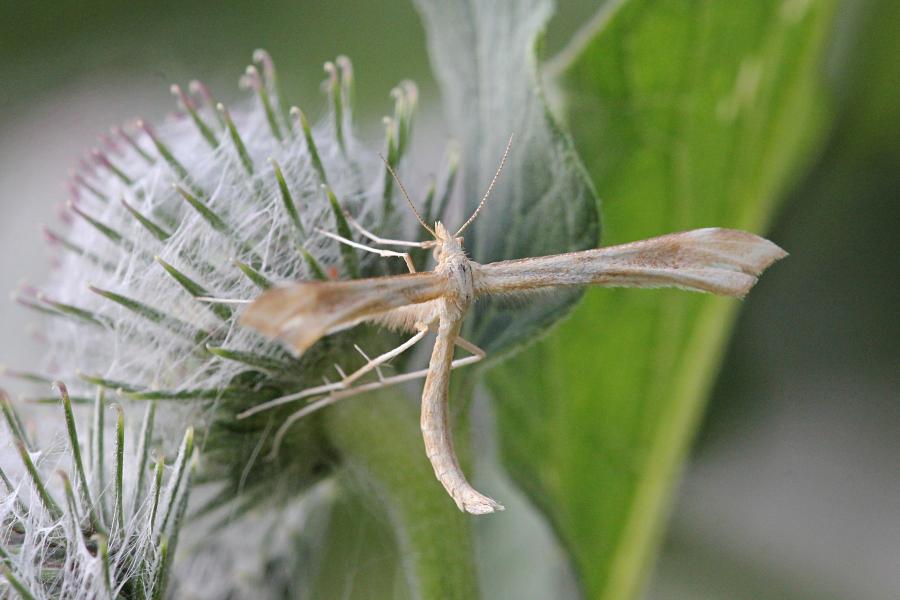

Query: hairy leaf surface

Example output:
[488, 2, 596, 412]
[414, 0, 600, 354]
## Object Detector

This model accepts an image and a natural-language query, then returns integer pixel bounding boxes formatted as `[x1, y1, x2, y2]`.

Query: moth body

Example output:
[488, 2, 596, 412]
[412, 222, 505, 512]
[237, 138, 786, 515]
[432, 222, 476, 313]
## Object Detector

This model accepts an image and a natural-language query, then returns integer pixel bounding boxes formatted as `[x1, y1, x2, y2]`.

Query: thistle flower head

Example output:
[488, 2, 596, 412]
[0, 386, 193, 598]
[3, 51, 439, 597]
[34, 52, 426, 406]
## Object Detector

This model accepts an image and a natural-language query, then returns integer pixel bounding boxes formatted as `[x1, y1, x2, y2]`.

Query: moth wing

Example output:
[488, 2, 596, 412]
[371, 300, 441, 333]
[241, 273, 448, 356]
[475, 228, 786, 298]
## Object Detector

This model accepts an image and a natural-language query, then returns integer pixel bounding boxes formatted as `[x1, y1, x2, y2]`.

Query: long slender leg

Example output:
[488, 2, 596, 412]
[269, 336, 483, 418]
[316, 228, 417, 272]
[453, 336, 486, 360]
[341, 325, 429, 386]
[248, 331, 481, 420]
[266, 334, 486, 458]
[343, 212, 433, 249]
[239, 323, 432, 418]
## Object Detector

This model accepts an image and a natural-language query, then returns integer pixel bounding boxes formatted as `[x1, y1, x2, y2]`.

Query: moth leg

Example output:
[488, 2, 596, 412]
[316, 228, 417, 273]
[453, 336, 486, 362]
[239, 323, 432, 419]
[340, 322, 431, 387]
[343, 212, 433, 249]
[266, 335, 485, 458]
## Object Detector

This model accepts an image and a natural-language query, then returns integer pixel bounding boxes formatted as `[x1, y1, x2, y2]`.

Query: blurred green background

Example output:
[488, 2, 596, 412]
[1, 1, 897, 598]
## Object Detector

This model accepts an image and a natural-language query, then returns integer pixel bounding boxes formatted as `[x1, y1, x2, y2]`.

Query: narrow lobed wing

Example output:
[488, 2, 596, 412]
[474, 228, 787, 298]
[241, 272, 448, 355]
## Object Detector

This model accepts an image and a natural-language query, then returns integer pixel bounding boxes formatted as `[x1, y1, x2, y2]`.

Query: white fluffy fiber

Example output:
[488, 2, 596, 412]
[2, 53, 420, 598]
[45, 60, 384, 401]
[0, 404, 191, 599]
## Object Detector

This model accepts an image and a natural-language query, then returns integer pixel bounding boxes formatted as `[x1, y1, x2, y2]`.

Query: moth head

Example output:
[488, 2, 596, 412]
[432, 221, 465, 260]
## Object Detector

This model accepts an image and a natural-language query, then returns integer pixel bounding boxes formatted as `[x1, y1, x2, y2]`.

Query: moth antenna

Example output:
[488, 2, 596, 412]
[455, 133, 514, 236]
[381, 154, 435, 237]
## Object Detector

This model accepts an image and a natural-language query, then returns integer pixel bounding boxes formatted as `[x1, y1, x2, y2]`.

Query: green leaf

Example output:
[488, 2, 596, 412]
[413, 0, 599, 354]
[490, 2, 838, 599]
[323, 393, 478, 600]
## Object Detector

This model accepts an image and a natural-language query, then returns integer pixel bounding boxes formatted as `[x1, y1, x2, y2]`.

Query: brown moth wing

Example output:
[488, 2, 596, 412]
[474, 228, 787, 298]
[241, 273, 448, 355]
[371, 300, 441, 333]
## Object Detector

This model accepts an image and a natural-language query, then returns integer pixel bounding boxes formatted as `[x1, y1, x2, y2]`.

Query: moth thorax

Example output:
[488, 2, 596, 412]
[441, 256, 475, 308]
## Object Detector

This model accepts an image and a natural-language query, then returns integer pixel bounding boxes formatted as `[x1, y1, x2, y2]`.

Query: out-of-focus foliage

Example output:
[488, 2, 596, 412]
[490, 1, 838, 598]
